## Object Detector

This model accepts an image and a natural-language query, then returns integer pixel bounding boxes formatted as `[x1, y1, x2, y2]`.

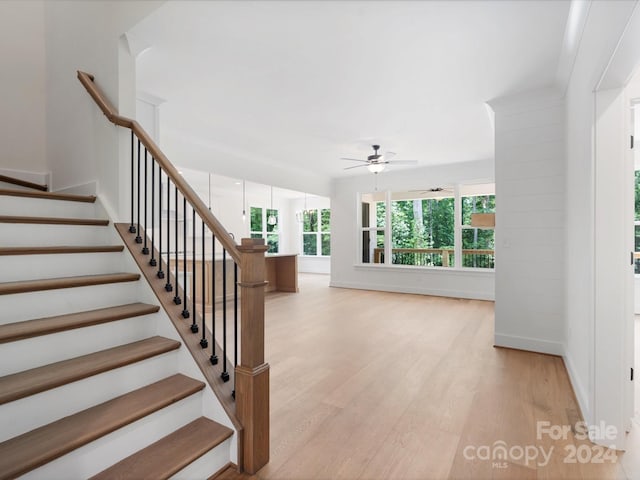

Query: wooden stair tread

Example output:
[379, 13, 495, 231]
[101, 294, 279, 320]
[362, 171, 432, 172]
[0, 272, 140, 295]
[0, 174, 47, 191]
[0, 188, 96, 203]
[91, 417, 233, 480]
[0, 303, 160, 344]
[0, 336, 180, 405]
[0, 245, 124, 256]
[0, 374, 204, 480]
[0, 215, 108, 226]
[210, 464, 257, 480]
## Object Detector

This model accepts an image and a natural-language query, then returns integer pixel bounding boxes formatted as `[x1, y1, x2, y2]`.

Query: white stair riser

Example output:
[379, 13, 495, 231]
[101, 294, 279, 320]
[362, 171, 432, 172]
[2, 223, 111, 247]
[0, 351, 179, 443]
[0, 252, 126, 282]
[171, 437, 231, 480]
[0, 196, 97, 219]
[22, 392, 203, 480]
[0, 313, 159, 376]
[0, 282, 142, 324]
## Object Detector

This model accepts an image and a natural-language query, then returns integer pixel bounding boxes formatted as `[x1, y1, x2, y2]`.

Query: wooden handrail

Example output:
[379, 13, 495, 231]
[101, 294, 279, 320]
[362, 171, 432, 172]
[79, 71, 269, 473]
[77, 71, 240, 263]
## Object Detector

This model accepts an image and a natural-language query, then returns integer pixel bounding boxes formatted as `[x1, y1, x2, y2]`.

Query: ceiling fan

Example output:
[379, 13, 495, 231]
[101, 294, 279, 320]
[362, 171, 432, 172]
[408, 187, 454, 195]
[341, 145, 418, 174]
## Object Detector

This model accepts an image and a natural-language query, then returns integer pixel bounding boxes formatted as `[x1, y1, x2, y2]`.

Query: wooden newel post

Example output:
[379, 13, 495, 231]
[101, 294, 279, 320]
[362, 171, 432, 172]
[236, 238, 269, 474]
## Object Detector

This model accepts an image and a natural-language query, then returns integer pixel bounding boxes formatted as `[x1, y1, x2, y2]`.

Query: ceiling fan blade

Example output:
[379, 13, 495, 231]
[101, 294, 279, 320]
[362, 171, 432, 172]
[408, 187, 451, 193]
[384, 151, 397, 160]
[388, 160, 418, 165]
[340, 157, 368, 162]
[343, 164, 369, 170]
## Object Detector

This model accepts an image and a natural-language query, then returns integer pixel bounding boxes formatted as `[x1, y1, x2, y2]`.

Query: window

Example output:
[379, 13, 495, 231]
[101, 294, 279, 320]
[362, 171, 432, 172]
[359, 184, 495, 269]
[250, 206, 279, 253]
[250, 206, 263, 238]
[360, 192, 386, 263]
[391, 193, 454, 267]
[461, 194, 495, 269]
[302, 209, 331, 256]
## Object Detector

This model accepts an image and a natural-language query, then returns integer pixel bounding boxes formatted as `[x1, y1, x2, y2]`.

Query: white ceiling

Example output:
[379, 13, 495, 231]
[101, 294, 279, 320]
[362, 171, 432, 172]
[179, 167, 308, 201]
[131, 0, 572, 181]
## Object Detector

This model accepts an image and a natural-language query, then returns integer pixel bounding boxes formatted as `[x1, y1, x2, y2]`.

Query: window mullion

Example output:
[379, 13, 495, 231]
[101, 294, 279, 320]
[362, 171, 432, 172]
[384, 190, 392, 265]
[263, 209, 267, 239]
[318, 209, 322, 256]
[454, 184, 462, 268]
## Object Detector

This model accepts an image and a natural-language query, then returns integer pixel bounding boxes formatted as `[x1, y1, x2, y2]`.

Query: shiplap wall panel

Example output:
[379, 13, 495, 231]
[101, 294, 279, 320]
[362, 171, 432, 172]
[493, 94, 566, 355]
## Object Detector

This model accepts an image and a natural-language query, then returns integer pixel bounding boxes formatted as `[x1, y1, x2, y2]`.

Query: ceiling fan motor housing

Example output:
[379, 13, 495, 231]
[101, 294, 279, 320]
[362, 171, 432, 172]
[368, 144, 382, 162]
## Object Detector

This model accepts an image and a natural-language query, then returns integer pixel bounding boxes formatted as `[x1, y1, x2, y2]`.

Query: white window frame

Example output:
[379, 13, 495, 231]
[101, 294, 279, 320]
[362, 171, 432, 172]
[301, 208, 331, 257]
[357, 183, 495, 270]
[358, 192, 388, 264]
[250, 206, 279, 253]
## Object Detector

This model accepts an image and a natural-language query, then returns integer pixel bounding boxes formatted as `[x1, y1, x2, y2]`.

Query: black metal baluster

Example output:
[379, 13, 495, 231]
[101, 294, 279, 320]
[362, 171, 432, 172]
[200, 219, 208, 349]
[190, 208, 197, 329]
[233, 261, 238, 398]
[129, 131, 135, 234]
[164, 177, 172, 290]
[173, 186, 181, 303]
[221, 248, 229, 382]
[149, 159, 156, 266]
[135, 139, 142, 244]
[176, 196, 189, 318]
[182, 196, 189, 318]
[210, 234, 218, 365]
[142, 149, 149, 254]
[159, 169, 165, 277]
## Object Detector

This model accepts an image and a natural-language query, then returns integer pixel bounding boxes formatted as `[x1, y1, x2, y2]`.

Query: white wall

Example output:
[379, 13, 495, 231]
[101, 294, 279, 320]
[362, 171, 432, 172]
[44, 1, 162, 217]
[0, 1, 47, 177]
[489, 88, 566, 355]
[564, 0, 637, 430]
[330, 160, 495, 300]
[177, 169, 295, 254]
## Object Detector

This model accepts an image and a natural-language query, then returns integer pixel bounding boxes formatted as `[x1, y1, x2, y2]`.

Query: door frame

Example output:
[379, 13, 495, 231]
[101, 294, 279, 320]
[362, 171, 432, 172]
[592, 3, 640, 448]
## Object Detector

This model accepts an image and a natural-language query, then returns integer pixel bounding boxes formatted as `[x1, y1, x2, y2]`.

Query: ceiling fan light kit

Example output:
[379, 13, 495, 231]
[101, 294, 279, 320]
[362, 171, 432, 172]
[367, 163, 386, 174]
[341, 144, 417, 174]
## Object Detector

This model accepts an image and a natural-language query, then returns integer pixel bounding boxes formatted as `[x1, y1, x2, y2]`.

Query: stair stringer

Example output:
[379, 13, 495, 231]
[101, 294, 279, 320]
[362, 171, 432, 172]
[94, 197, 240, 466]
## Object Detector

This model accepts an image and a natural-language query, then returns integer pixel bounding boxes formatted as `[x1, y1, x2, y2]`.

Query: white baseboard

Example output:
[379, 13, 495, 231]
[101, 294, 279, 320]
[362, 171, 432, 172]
[494, 332, 564, 356]
[562, 346, 592, 427]
[328, 280, 494, 301]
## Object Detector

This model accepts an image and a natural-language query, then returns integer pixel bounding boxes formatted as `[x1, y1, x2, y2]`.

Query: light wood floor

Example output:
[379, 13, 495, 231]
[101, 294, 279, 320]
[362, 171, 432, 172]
[228, 273, 638, 480]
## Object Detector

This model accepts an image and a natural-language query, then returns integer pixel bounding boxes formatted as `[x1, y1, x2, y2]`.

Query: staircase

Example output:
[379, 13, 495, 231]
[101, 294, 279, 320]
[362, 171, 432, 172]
[0, 178, 236, 479]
